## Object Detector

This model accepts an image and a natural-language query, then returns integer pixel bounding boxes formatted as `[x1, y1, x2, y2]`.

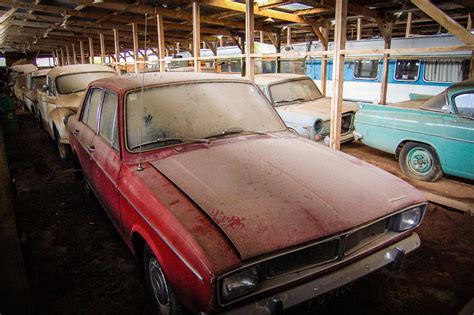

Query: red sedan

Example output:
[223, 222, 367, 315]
[67, 73, 427, 314]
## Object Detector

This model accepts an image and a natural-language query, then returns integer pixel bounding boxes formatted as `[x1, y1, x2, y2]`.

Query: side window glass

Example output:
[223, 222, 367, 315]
[99, 91, 119, 150]
[394, 59, 420, 81]
[454, 93, 474, 118]
[84, 88, 103, 131]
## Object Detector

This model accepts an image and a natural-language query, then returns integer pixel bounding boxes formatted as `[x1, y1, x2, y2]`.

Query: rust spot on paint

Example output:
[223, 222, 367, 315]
[169, 199, 180, 206]
[210, 210, 245, 229]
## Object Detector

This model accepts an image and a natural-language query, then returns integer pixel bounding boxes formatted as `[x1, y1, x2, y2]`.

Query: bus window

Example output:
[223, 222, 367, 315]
[423, 59, 470, 83]
[394, 59, 420, 81]
[353, 60, 378, 79]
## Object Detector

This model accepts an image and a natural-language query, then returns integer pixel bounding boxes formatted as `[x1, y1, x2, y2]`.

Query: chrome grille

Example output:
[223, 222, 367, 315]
[344, 218, 389, 255]
[341, 113, 354, 134]
[266, 238, 340, 278]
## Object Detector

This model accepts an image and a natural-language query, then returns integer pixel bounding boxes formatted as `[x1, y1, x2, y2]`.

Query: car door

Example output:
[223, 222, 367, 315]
[442, 92, 474, 178]
[75, 88, 104, 183]
[89, 90, 122, 231]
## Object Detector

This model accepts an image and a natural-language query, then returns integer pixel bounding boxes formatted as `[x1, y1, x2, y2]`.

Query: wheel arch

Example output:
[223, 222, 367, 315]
[395, 138, 441, 161]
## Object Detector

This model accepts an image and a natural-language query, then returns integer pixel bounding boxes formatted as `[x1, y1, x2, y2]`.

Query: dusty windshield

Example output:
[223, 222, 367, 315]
[420, 92, 450, 113]
[126, 82, 286, 151]
[56, 71, 116, 94]
[270, 78, 322, 106]
[32, 76, 46, 89]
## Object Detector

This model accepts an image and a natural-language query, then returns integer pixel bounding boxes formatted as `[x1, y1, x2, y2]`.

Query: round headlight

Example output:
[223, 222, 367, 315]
[392, 207, 422, 232]
[221, 266, 259, 301]
[314, 119, 323, 133]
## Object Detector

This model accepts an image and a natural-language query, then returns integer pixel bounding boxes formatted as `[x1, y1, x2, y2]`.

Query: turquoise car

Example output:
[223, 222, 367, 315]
[354, 80, 474, 182]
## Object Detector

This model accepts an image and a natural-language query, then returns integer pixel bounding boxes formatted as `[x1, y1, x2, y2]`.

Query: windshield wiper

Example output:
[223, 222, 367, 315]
[131, 137, 209, 150]
[205, 127, 267, 139]
[274, 97, 306, 104]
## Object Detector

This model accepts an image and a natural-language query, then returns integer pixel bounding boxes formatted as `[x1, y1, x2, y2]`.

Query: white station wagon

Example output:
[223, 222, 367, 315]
[255, 74, 358, 144]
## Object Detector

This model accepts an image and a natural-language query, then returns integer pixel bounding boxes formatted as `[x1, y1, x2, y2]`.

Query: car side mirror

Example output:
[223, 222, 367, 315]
[41, 84, 49, 92]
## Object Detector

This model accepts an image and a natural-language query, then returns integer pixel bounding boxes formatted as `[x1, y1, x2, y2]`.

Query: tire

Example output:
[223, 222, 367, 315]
[143, 245, 187, 315]
[399, 142, 443, 182]
[54, 127, 70, 160]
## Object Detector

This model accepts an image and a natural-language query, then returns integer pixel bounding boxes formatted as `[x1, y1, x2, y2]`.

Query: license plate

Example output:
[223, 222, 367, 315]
[309, 282, 353, 307]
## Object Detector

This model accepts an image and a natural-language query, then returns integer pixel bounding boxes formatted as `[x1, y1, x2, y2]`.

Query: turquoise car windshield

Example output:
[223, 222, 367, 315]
[420, 92, 450, 113]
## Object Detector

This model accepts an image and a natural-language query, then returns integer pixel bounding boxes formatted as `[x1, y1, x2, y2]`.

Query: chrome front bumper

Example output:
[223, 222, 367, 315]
[207, 233, 420, 315]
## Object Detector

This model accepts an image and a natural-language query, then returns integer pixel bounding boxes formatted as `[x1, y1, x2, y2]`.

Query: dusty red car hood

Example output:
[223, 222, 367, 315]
[151, 134, 425, 260]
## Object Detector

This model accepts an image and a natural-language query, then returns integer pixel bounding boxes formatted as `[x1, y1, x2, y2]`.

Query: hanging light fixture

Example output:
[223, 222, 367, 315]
[264, 17, 275, 23]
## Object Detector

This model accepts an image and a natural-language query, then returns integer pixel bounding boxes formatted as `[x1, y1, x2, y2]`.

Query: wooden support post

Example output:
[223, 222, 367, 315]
[113, 29, 120, 75]
[329, 0, 347, 151]
[88, 37, 94, 64]
[219, 36, 224, 47]
[379, 22, 393, 105]
[411, 0, 474, 45]
[192, 2, 201, 72]
[321, 26, 329, 97]
[286, 26, 291, 46]
[51, 50, 56, 66]
[176, 42, 180, 54]
[356, 18, 361, 40]
[470, 51, 474, 80]
[156, 14, 166, 72]
[65, 45, 70, 65]
[55, 49, 61, 66]
[60, 47, 65, 66]
[260, 31, 264, 43]
[72, 43, 77, 64]
[468, 12, 472, 30]
[79, 40, 85, 64]
[132, 22, 139, 74]
[99, 33, 105, 64]
[245, 0, 255, 81]
[275, 31, 281, 73]
[406, 12, 412, 37]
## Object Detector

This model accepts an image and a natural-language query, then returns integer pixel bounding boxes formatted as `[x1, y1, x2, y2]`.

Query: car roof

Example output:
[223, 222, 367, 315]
[31, 68, 50, 77]
[254, 73, 308, 86]
[446, 79, 474, 98]
[9, 64, 38, 73]
[47, 64, 116, 78]
[92, 72, 251, 92]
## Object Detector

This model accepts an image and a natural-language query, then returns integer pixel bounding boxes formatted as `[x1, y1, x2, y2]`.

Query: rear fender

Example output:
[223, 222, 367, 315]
[50, 107, 76, 144]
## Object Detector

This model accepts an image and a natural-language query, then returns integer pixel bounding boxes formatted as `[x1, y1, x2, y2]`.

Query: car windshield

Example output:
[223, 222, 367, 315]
[126, 82, 286, 151]
[32, 76, 46, 89]
[56, 71, 116, 94]
[420, 92, 451, 113]
[269, 78, 322, 105]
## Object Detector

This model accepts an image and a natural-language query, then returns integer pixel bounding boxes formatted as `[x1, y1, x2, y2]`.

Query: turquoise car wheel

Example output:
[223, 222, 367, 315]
[399, 142, 443, 182]
[406, 147, 433, 175]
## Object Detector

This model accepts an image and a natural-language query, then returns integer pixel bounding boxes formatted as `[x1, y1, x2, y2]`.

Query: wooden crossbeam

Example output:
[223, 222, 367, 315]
[411, 0, 474, 45]
[294, 7, 332, 16]
[0, 8, 16, 24]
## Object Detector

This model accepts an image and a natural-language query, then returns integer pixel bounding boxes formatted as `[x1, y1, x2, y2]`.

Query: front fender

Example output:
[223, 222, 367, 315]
[50, 107, 76, 144]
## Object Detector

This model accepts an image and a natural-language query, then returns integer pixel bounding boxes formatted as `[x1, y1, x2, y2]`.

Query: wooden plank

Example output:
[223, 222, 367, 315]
[79, 40, 85, 64]
[51, 49, 56, 66]
[88, 37, 94, 64]
[0, 8, 16, 24]
[329, 0, 347, 151]
[245, 0, 255, 81]
[295, 7, 332, 15]
[156, 14, 166, 72]
[321, 26, 329, 97]
[113, 29, 120, 74]
[132, 23, 139, 74]
[286, 26, 291, 46]
[411, 0, 474, 45]
[99, 33, 105, 64]
[60, 47, 65, 66]
[425, 192, 473, 214]
[379, 22, 393, 105]
[55, 49, 61, 66]
[357, 17, 362, 40]
[406, 12, 413, 37]
[65, 45, 70, 65]
[192, 2, 201, 72]
[72, 43, 77, 64]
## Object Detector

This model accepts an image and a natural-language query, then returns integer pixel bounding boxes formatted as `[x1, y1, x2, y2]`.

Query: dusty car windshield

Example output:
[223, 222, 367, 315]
[32, 76, 46, 89]
[56, 72, 116, 94]
[269, 78, 322, 105]
[126, 82, 286, 151]
[420, 92, 450, 112]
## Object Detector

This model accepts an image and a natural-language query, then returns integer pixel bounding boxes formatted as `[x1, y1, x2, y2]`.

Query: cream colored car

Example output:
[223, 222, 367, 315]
[38, 64, 117, 159]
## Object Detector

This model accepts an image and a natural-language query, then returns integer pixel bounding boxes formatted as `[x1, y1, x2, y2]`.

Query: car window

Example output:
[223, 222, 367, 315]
[99, 91, 119, 150]
[454, 93, 474, 118]
[82, 88, 103, 131]
[394, 59, 420, 81]
[269, 79, 322, 105]
[56, 71, 116, 94]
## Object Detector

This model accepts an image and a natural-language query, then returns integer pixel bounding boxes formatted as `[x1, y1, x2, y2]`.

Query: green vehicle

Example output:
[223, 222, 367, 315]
[354, 80, 474, 182]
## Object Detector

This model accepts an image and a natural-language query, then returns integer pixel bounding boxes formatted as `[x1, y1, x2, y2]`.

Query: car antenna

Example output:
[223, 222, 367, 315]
[137, 12, 148, 172]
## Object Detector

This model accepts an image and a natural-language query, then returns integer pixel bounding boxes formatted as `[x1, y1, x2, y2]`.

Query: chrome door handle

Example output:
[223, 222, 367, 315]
[73, 129, 79, 135]
[87, 145, 95, 152]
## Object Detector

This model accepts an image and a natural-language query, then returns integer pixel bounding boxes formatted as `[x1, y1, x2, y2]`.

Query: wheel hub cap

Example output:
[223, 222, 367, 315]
[148, 257, 171, 315]
[407, 148, 433, 175]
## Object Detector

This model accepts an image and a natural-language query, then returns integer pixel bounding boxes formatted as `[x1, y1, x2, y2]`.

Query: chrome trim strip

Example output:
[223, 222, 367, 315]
[117, 187, 204, 281]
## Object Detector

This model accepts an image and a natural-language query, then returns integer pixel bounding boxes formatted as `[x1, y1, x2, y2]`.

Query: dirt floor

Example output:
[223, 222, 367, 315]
[5, 113, 474, 315]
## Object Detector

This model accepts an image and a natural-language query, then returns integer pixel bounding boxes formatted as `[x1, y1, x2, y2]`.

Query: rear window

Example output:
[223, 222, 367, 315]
[394, 59, 420, 81]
